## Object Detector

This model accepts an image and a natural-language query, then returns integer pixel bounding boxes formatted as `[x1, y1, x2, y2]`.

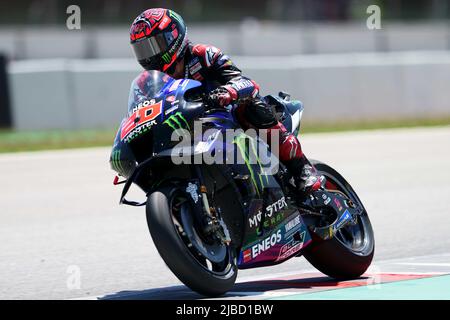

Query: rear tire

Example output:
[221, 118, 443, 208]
[304, 160, 375, 279]
[146, 186, 238, 296]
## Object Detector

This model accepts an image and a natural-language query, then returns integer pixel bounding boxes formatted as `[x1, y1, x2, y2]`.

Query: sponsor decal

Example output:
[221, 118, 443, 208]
[161, 19, 185, 66]
[192, 72, 204, 81]
[121, 100, 162, 141]
[263, 213, 283, 229]
[164, 112, 190, 131]
[248, 197, 287, 228]
[233, 134, 269, 196]
[243, 249, 252, 263]
[166, 95, 176, 102]
[322, 193, 331, 206]
[232, 79, 253, 91]
[249, 211, 283, 230]
[123, 120, 157, 143]
[217, 54, 232, 66]
[128, 99, 156, 116]
[251, 230, 282, 259]
[188, 57, 199, 67]
[162, 53, 171, 64]
[158, 15, 171, 29]
[334, 197, 343, 211]
[266, 197, 288, 217]
[276, 231, 306, 261]
[189, 61, 202, 75]
[333, 209, 351, 232]
[248, 213, 259, 229]
[285, 215, 301, 233]
[171, 28, 178, 39]
[205, 46, 219, 67]
[176, 37, 187, 58]
[111, 150, 124, 174]
[168, 10, 183, 25]
[186, 182, 200, 203]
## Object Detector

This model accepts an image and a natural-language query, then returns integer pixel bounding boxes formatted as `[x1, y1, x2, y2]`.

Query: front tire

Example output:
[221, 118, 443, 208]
[146, 186, 237, 296]
[304, 160, 375, 279]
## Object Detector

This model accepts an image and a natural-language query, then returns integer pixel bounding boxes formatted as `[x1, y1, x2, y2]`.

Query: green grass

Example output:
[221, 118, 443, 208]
[0, 117, 449, 153]
[300, 116, 450, 134]
[0, 128, 117, 153]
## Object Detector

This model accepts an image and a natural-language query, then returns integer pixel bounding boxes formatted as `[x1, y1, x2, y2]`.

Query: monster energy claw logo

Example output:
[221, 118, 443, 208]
[111, 149, 124, 174]
[233, 134, 269, 196]
[162, 53, 171, 64]
[164, 112, 190, 131]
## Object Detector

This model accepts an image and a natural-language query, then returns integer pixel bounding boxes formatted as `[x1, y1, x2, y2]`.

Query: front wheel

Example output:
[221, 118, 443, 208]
[304, 160, 375, 279]
[146, 185, 237, 296]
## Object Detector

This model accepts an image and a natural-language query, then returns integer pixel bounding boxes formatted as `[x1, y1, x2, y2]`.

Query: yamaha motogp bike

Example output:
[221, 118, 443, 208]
[110, 70, 375, 296]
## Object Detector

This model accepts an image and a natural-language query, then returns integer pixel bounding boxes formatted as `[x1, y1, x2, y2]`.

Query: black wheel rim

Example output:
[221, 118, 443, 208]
[169, 191, 235, 277]
[321, 172, 374, 256]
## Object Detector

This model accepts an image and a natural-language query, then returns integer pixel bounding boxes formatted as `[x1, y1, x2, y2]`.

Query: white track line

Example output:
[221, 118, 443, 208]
[394, 263, 450, 267]
[236, 269, 318, 283]
[69, 254, 450, 300]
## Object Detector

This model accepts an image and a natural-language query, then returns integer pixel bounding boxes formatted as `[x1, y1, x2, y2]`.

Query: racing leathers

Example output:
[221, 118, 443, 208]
[175, 43, 324, 192]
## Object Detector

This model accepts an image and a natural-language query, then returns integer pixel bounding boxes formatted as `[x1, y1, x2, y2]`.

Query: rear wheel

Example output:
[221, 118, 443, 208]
[304, 160, 375, 279]
[146, 185, 237, 296]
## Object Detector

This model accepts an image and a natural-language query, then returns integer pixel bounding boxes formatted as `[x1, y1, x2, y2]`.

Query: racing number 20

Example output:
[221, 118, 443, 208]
[120, 101, 162, 140]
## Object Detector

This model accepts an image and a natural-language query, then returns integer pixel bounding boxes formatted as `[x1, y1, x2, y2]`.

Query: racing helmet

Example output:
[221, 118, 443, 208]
[130, 8, 188, 72]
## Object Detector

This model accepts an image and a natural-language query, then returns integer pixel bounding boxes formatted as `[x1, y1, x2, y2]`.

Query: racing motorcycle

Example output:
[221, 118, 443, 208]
[110, 70, 375, 296]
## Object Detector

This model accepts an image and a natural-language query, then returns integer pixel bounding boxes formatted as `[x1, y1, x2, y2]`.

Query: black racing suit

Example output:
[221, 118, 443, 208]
[184, 43, 279, 128]
[180, 43, 308, 173]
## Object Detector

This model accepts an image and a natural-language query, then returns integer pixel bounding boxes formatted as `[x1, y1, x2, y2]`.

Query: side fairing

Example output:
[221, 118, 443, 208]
[110, 125, 137, 179]
[234, 166, 313, 268]
[223, 131, 312, 268]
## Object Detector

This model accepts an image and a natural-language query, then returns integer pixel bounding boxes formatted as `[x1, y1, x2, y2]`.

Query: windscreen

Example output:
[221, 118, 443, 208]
[127, 70, 173, 114]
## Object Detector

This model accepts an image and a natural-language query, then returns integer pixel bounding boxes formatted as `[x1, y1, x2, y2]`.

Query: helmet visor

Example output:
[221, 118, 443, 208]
[131, 32, 176, 61]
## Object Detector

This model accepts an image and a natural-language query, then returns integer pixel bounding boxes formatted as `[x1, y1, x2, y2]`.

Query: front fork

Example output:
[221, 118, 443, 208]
[189, 166, 232, 245]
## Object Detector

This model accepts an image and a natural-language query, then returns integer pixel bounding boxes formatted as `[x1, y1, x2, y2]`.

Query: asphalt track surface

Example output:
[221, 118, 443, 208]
[1, 126, 449, 300]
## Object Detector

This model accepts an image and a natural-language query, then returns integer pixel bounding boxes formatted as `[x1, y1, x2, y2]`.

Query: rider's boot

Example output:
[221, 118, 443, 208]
[268, 122, 325, 193]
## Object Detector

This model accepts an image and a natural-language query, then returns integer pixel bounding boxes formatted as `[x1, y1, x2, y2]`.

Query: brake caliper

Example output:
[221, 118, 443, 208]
[186, 181, 231, 245]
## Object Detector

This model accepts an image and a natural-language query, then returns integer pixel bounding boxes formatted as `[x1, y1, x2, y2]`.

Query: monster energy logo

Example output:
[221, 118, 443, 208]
[164, 112, 190, 131]
[169, 11, 183, 25]
[233, 134, 269, 196]
[111, 149, 124, 174]
[162, 53, 171, 64]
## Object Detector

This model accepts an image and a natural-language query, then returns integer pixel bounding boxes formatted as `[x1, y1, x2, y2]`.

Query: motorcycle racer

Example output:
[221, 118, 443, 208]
[129, 8, 325, 192]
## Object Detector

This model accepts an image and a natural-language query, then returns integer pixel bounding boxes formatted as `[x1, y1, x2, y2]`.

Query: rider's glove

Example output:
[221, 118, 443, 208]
[206, 85, 238, 107]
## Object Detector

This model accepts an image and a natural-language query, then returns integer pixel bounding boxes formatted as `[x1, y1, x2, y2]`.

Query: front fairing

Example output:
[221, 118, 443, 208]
[110, 70, 204, 178]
